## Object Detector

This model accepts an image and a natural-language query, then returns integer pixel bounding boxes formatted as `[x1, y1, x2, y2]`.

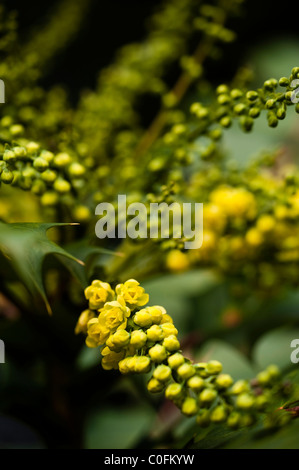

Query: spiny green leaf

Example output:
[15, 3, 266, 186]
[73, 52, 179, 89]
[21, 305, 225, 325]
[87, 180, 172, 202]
[0, 222, 85, 314]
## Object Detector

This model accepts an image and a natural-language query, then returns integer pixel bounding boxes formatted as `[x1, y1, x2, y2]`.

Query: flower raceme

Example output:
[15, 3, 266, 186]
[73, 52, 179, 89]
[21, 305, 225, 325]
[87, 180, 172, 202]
[76, 279, 293, 429]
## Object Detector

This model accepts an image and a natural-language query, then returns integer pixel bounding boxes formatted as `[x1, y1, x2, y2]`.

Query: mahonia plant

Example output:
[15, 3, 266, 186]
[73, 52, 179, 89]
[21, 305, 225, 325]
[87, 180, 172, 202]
[1, 0, 299, 446]
[76, 279, 293, 430]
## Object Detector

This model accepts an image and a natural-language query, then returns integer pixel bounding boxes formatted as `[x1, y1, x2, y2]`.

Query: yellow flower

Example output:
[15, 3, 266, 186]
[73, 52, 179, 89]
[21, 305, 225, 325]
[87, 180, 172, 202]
[86, 297, 130, 347]
[115, 279, 149, 308]
[84, 280, 114, 310]
[97, 296, 131, 340]
[133, 308, 153, 327]
[203, 203, 227, 233]
[86, 318, 109, 347]
[130, 330, 148, 349]
[75, 309, 95, 334]
[106, 329, 130, 351]
[210, 186, 256, 220]
[146, 325, 164, 342]
[166, 250, 190, 272]
[147, 306, 165, 324]
[160, 322, 178, 337]
[245, 228, 263, 247]
[101, 346, 125, 370]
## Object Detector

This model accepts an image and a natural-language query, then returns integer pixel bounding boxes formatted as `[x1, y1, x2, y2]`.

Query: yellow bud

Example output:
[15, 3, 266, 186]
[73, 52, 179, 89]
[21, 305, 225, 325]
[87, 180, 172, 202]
[266, 364, 280, 379]
[10, 124, 24, 136]
[165, 383, 183, 401]
[153, 364, 172, 382]
[257, 215, 275, 233]
[245, 228, 263, 247]
[147, 306, 164, 324]
[146, 324, 164, 342]
[85, 336, 99, 348]
[215, 373, 233, 389]
[199, 388, 217, 405]
[168, 353, 185, 369]
[53, 178, 71, 194]
[275, 205, 288, 220]
[163, 335, 180, 352]
[166, 250, 190, 272]
[231, 380, 249, 395]
[110, 329, 130, 348]
[177, 363, 196, 380]
[210, 406, 227, 423]
[130, 330, 147, 349]
[256, 370, 271, 386]
[54, 152, 72, 167]
[236, 393, 255, 410]
[133, 310, 153, 328]
[1, 116, 13, 127]
[68, 162, 86, 177]
[33, 157, 49, 172]
[13, 146, 27, 158]
[160, 322, 178, 337]
[3, 150, 16, 162]
[227, 412, 241, 429]
[134, 356, 151, 373]
[41, 169, 57, 183]
[75, 309, 95, 334]
[206, 360, 223, 375]
[26, 141, 40, 155]
[72, 205, 91, 222]
[187, 375, 205, 392]
[106, 335, 119, 351]
[147, 377, 165, 393]
[41, 191, 59, 206]
[126, 356, 138, 371]
[148, 344, 167, 362]
[182, 397, 198, 416]
[118, 357, 131, 374]
[160, 313, 174, 324]
[40, 150, 54, 162]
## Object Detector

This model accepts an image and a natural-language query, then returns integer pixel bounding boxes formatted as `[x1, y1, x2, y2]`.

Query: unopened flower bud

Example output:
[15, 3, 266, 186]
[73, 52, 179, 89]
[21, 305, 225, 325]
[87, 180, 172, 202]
[182, 397, 198, 416]
[231, 380, 249, 395]
[148, 344, 167, 362]
[210, 405, 227, 423]
[187, 375, 205, 392]
[153, 364, 172, 382]
[134, 309, 153, 328]
[177, 363, 196, 380]
[147, 324, 164, 342]
[215, 373, 233, 389]
[236, 393, 255, 410]
[199, 388, 217, 405]
[130, 330, 147, 349]
[33, 157, 49, 172]
[163, 335, 180, 352]
[54, 152, 72, 167]
[147, 377, 165, 393]
[134, 356, 151, 373]
[206, 360, 222, 375]
[110, 329, 130, 348]
[165, 382, 183, 400]
[53, 178, 71, 194]
[168, 353, 185, 369]
[160, 322, 178, 337]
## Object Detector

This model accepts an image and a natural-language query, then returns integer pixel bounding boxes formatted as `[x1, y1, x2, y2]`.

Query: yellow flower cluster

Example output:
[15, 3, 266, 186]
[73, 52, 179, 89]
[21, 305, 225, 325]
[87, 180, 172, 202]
[76, 279, 152, 369]
[76, 278, 291, 429]
[165, 169, 299, 292]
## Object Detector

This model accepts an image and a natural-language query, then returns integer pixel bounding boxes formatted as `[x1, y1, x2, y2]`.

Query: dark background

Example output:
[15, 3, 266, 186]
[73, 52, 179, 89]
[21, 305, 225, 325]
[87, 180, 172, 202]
[3, 0, 299, 101]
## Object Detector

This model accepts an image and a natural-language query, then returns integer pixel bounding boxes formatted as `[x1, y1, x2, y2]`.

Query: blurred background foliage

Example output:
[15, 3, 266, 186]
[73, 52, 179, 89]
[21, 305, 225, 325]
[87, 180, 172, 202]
[0, 0, 299, 450]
